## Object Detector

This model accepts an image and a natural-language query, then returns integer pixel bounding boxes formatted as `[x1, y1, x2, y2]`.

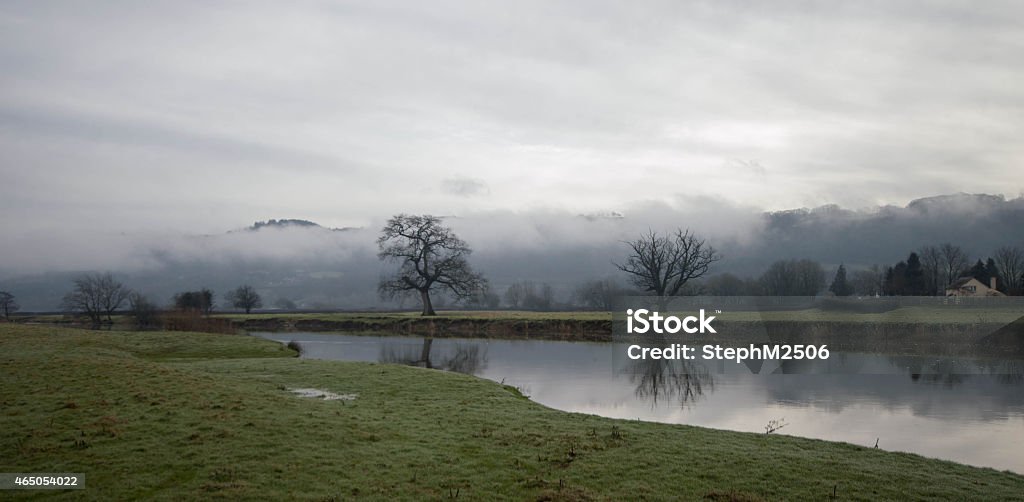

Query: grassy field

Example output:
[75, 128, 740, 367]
[214, 310, 614, 322]
[2, 324, 1023, 500]
[17, 304, 1022, 330]
[717, 307, 1023, 324]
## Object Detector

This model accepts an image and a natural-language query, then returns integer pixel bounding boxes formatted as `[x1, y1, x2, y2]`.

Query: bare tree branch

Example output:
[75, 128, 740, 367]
[61, 272, 131, 325]
[377, 214, 486, 316]
[615, 229, 720, 297]
[0, 291, 18, 320]
[993, 245, 1024, 294]
[226, 285, 263, 314]
[939, 243, 969, 287]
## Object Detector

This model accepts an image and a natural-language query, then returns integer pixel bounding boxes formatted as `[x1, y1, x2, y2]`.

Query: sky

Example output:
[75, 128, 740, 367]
[2, 0, 1023, 236]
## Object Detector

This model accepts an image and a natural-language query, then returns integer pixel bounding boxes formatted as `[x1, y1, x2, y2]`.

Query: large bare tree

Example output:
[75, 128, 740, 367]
[918, 245, 943, 295]
[61, 272, 131, 325]
[377, 214, 486, 316]
[938, 243, 969, 288]
[993, 246, 1024, 294]
[0, 291, 18, 320]
[226, 285, 263, 314]
[615, 229, 720, 297]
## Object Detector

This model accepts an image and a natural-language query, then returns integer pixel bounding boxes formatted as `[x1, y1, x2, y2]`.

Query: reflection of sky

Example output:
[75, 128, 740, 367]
[256, 333, 1024, 473]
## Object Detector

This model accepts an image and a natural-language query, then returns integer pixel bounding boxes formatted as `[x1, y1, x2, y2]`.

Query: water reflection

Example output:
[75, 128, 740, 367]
[259, 333, 1024, 473]
[625, 357, 712, 407]
[378, 338, 488, 375]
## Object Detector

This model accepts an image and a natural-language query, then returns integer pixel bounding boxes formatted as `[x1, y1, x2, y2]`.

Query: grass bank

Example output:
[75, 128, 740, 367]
[216, 308, 1024, 357]
[2, 324, 1023, 500]
[221, 311, 613, 341]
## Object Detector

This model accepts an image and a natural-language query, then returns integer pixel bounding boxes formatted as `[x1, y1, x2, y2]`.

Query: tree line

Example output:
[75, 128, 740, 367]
[375, 214, 1019, 312]
[701, 244, 1024, 297]
[4, 215, 1021, 320]
[38, 273, 269, 326]
[376, 215, 721, 314]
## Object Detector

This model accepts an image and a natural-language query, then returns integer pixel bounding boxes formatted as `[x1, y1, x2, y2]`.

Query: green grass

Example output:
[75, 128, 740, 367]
[22, 304, 1022, 331]
[2, 324, 1023, 500]
[216, 305, 1023, 325]
[716, 307, 1023, 324]
[214, 310, 614, 322]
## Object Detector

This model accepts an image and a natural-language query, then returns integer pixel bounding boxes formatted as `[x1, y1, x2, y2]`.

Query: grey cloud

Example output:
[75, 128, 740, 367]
[2, 193, 1023, 311]
[1, 0, 1023, 269]
[441, 177, 490, 197]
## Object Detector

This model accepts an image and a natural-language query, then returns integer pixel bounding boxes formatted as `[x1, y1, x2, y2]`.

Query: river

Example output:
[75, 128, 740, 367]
[255, 332, 1024, 474]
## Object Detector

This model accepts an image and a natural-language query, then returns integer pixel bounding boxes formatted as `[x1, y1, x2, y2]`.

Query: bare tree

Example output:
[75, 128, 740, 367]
[993, 246, 1024, 294]
[61, 273, 131, 324]
[377, 214, 486, 316]
[504, 283, 527, 309]
[615, 229, 720, 298]
[918, 245, 943, 295]
[128, 292, 160, 328]
[851, 265, 885, 296]
[465, 285, 500, 310]
[524, 283, 555, 311]
[939, 243, 969, 287]
[173, 289, 215, 315]
[703, 273, 748, 296]
[574, 278, 622, 310]
[0, 291, 18, 320]
[760, 259, 825, 296]
[226, 285, 263, 314]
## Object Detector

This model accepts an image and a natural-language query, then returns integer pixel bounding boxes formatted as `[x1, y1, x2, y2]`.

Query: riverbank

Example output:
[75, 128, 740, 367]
[2, 324, 1023, 500]
[225, 311, 615, 341]
[220, 309, 1024, 356]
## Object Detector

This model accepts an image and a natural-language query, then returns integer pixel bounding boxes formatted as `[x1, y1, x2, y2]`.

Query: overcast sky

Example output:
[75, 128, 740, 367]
[2, 0, 1023, 235]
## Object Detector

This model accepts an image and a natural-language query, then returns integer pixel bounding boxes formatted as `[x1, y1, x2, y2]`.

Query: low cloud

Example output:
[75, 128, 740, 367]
[2, 193, 1022, 311]
[441, 176, 490, 197]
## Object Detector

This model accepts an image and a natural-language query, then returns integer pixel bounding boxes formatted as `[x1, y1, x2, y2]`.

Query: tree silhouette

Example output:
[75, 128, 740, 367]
[616, 229, 719, 298]
[377, 214, 486, 316]
[61, 273, 131, 325]
[0, 291, 18, 320]
[226, 285, 263, 314]
[829, 264, 854, 296]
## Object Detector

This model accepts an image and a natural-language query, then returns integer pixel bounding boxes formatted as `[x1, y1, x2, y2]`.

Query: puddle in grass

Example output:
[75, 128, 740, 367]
[289, 388, 358, 401]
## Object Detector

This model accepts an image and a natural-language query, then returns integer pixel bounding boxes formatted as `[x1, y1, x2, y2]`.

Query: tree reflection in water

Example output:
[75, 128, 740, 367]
[379, 338, 488, 375]
[626, 357, 713, 407]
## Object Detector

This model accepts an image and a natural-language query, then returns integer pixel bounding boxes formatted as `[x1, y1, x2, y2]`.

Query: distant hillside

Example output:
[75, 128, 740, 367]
[249, 219, 321, 230]
[2, 193, 1022, 311]
[241, 219, 357, 232]
[731, 193, 1024, 272]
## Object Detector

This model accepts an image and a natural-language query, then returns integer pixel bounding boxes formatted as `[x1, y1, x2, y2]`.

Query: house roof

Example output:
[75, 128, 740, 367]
[947, 276, 978, 289]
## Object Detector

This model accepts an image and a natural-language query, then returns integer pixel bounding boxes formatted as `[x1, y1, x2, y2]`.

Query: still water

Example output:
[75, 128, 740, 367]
[255, 332, 1024, 474]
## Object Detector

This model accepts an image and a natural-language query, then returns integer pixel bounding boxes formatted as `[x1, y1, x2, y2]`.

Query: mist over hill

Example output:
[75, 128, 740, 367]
[2, 193, 1022, 311]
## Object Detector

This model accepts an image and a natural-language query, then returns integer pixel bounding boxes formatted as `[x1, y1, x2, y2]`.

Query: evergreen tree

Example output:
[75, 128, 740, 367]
[884, 262, 909, 295]
[968, 259, 988, 283]
[893, 262, 908, 295]
[904, 252, 926, 295]
[829, 264, 854, 296]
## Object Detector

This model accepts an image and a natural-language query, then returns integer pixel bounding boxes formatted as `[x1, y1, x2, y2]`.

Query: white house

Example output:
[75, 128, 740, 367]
[944, 276, 1005, 297]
